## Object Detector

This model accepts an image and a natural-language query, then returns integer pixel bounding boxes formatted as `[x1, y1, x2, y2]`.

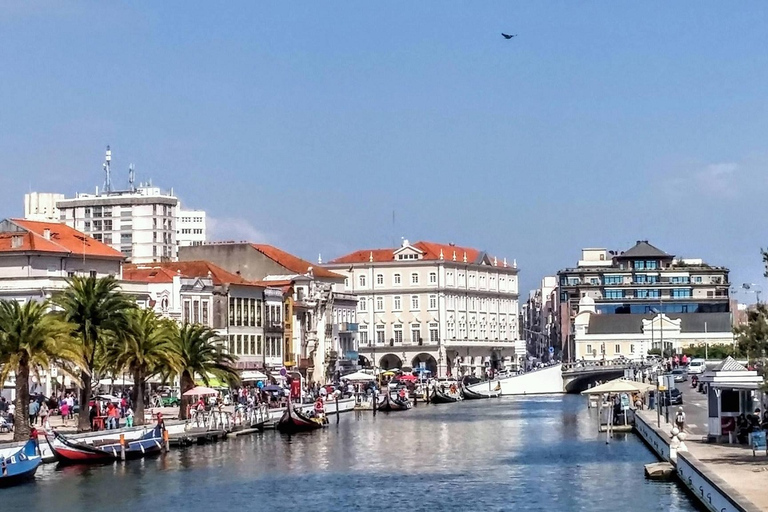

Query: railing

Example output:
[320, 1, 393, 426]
[561, 360, 634, 372]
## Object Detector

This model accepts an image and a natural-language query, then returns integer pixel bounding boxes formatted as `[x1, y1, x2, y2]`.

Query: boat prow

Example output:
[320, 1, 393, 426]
[0, 439, 42, 487]
[276, 401, 328, 433]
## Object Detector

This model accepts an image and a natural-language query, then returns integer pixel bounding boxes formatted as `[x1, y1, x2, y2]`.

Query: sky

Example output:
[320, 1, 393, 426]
[2, 2, 768, 300]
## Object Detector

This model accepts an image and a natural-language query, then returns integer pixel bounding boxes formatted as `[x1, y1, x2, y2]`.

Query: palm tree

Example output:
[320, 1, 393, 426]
[52, 276, 136, 431]
[106, 308, 180, 425]
[0, 300, 80, 441]
[171, 323, 239, 420]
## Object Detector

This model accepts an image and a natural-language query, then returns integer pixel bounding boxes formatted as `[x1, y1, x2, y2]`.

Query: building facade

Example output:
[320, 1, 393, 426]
[522, 276, 560, 364]
[176, 207, 207, 256]
[178, 242, 351, 382]
[23, 193, 64, 222]
[557, 241, 731, 360]
[572, 296, 733, 361]
[325, 239, 521, 378]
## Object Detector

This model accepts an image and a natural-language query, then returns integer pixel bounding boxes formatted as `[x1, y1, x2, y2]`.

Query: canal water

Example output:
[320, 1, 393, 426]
[3, 395, 700, 512]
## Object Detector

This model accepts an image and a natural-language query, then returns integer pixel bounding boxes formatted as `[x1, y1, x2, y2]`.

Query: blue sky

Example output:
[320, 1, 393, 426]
[2, 2, 768, 298]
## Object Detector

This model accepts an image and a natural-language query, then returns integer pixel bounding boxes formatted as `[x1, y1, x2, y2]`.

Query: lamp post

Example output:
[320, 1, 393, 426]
[742, 283, 762, 304]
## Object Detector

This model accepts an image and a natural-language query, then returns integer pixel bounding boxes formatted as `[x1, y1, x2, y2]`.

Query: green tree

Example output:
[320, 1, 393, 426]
[171, 323, 239, 420]
[52, 276, 136, 431]
[0, 300, 80, 441]
[734, 303, 768, 362]
[106, 308, 179, 425]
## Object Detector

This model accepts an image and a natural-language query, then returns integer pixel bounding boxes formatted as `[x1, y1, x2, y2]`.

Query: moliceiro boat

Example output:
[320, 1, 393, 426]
[0, 439, 42, 487]
[462, 383, 501, 400]
[377, 393, 411, 412]
[45, 426, 164, 464]
[276, 401, 328, 434]
[431, 387, 462, 404]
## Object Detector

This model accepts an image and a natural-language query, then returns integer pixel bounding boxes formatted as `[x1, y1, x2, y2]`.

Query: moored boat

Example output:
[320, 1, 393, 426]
[377, 393, 411, 412]
[45, 426, 164, 464]
[461, 384, 501, 400]
[431, 387, 462, 404]
[0, 439, 42, 487]
[276, 401, 327, 433]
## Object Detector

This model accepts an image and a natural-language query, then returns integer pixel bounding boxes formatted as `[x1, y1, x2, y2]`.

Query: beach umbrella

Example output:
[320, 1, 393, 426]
[341, 371, 375, 382]
[183, 386, 219, 397]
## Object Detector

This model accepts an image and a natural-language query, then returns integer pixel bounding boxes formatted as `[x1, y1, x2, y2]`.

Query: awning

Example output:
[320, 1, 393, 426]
[241, 370, 267, 381]
[340, 371, 375, 382]
[581, 378, 653, 395]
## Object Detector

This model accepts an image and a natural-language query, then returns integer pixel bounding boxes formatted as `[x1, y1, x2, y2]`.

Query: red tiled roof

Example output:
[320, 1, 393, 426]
[329, 241, 494, 265]
[250, 244, 343, 279]
[0, 219, 123, 259]
[123, 261, 256, 286]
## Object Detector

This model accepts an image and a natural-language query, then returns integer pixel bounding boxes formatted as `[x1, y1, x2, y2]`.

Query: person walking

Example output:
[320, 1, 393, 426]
[60, 400, 69, 427]
[38, 401, 49, 428]
[675, 407, 686, 431]
[28, 399, 40, 427]
[125, 407, 134, 428]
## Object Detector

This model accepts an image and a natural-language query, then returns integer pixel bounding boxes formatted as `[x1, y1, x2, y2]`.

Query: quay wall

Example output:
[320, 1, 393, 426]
[467, 364, 563, 395]
[634, 413, 759, 512]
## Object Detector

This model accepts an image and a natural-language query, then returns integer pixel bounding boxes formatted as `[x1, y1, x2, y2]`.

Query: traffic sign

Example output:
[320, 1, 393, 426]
[279, 367, 287, 377]
[548, 346, 555, 354]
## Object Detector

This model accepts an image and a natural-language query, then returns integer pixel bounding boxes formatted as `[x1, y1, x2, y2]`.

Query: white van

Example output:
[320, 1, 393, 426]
[687, 358, 706, 375]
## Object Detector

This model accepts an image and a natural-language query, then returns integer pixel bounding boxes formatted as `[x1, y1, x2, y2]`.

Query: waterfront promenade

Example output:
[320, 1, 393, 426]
[637, 386, 767, 511]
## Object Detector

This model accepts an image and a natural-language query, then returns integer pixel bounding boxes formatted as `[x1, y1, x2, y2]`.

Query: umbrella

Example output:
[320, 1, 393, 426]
[580, 378, 651, 395]
[341, 371, 375, 382]
[262, 384, 283, 392]
[381, 371, 396, 376]
[183, 386, 219, 397]
[396, 374, 417, 382]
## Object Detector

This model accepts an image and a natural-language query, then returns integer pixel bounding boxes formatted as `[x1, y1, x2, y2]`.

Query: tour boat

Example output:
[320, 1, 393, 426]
[0, 439, 42, 487]
[431, 387, 462, 404]
[377, 393, 411, 412]
[45, 426, 164, 464]
[276, 400, 327, 433]
[461, 384, 502, 400]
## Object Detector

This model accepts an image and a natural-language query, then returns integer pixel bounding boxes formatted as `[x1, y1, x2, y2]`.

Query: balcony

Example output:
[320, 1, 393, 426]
[443, 338, 517, 348]
[338, 322, 359, 333]
[265, 321, 283, 333]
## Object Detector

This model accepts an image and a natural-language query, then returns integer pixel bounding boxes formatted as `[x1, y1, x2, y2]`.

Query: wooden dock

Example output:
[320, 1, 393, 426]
[168, 428, 227, 446]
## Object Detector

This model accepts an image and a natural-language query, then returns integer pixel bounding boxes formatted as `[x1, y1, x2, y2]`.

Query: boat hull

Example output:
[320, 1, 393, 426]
[46, 427, 164, 465]
[377, 393, 411, 412]
[462, 385, 501, 400]
[431, 389, 462, 404]
[276, 402, 327, 434]
[0, 440, 41, 487]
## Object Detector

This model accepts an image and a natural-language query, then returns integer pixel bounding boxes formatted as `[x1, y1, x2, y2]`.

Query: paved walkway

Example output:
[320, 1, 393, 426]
[639, 385, 768, 511]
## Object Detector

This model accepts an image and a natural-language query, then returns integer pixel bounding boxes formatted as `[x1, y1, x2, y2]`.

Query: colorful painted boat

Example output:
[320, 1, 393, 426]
[45, 426, 164, 464]
[0, 439, 41, 487]
[377, 393, 411, 412]
[276, 401, 327, 433]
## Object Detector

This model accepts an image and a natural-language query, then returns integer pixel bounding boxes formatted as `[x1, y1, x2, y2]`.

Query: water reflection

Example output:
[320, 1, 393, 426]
[2, 395, 699, 512]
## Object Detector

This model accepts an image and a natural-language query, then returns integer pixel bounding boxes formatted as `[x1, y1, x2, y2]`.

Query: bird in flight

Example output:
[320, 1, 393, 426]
[501, 33, 517, 39]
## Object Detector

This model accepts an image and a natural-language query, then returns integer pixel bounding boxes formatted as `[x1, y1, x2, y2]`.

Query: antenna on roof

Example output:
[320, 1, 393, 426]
[103, 145, 112, 194]
[128, 163, 135, 192]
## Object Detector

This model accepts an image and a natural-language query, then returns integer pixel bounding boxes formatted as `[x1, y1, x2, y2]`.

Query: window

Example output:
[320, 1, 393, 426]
[229, 298, 235, 325]
[202, 301, 209, 325]
[183, 301, 191, 323]
[630, 344, 635, 354]
[614, 344, 621, 354]
[671, 276, 690, 284]
[250, 299, 256, 327]
[589, 278, 599, 285]
[458, 272, 466, 287]
[469, 274, 475, 287]
[393, 296, 401, 311]
[429, 323, 439, 343]
[360, 328, 369, 346]
[376, 274, 384, 285]
[359, 275, 366, 288]
[359, 298, 367, 311]
[393, 324, 403, 344]
[429, 294, 437, 309]
[479, 275, 486, 288]
[446, 271, 454, 286]
[104, 220, 112, 231]
[634, 260, 645, 270]
[89, 270, 97, 278]
[604, 276, 622, 285]
[411, 273, 419, 285]
[250, 336, 256, 356]
[586, 344, 593, 355]
[429, 272, 437, 284]
[236, 335, 242, 355]
[376, 297, 384, 311]
[567, 278, 580, 286]
[393, 273, 401, 285]
[376, 325, 385, 344]
[672, 288, 691, 298]
[411, 324, 421, 344]
[605, 290, 623, 299]
[648, 289, 660, 298]
[84, 207, 91, 218]
[645, 260, 658, 270]
[410, 295, 419, 310]
[193, 300, 200, 323]
[344, 278, 349, 288]
[257, 335, 263, 355]
[637, 289, 649, 299]
[695, 276, 702, 283]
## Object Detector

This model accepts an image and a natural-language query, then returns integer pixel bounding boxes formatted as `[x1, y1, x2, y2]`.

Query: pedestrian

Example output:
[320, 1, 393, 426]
[28, 398, 40, 426]
[38, 401, 49, 428]
[0, 397, 7, 414]
[675, 407, 686, 431]
[60, 401, 69, 427]
[65, 394, 75, 420]
[125, 407, 134, 428]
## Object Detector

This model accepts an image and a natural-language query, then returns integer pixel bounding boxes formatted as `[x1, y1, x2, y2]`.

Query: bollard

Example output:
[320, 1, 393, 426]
[119, 434, 126, 461]
[336, 395, 340, 424]
[372, 392, 377, 416]
[163, 428, 169, 453]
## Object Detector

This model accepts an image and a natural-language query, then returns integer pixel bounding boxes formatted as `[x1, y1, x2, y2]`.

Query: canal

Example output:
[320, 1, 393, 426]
[3, 395, 700, 511]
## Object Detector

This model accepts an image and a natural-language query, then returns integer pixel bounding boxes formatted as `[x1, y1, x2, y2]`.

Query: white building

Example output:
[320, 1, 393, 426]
[23, 192, 64, 222]
[572, 296, 734, 362]
[176, 207, 207, 256]
[325, 239, 521, 378]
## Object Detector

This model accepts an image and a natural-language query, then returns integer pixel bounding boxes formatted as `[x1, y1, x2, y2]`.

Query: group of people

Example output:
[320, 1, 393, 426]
[88, 394, 134, 430]
[734, 408, 768, 443]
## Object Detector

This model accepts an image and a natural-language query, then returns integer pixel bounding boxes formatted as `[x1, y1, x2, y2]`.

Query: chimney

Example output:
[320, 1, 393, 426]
[43, 228, 51, 240]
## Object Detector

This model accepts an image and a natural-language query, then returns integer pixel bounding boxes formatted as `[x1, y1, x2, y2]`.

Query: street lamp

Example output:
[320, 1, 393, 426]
[742, 283, 762, 303]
